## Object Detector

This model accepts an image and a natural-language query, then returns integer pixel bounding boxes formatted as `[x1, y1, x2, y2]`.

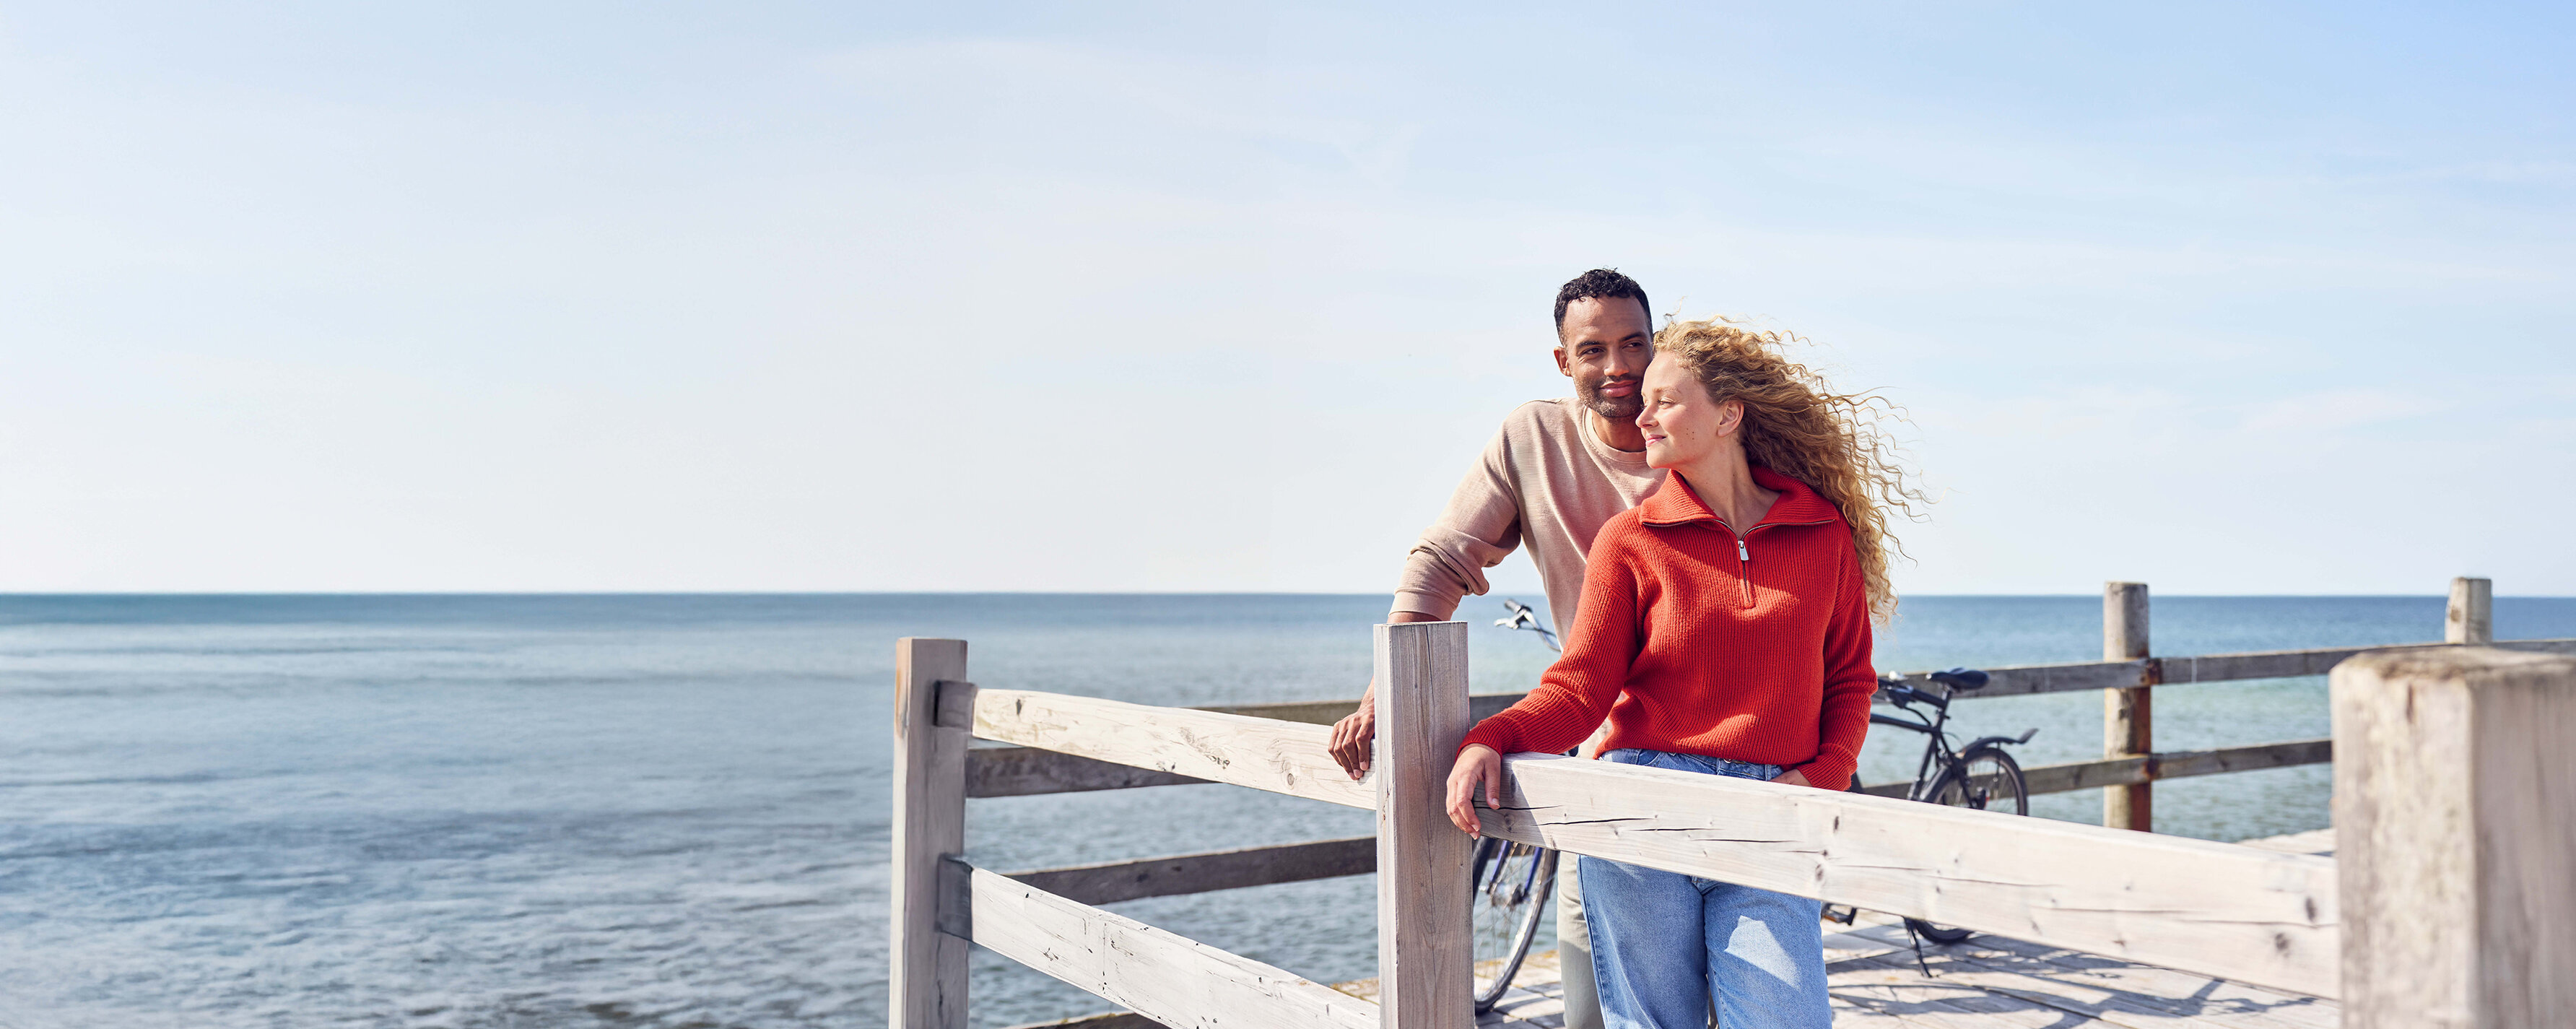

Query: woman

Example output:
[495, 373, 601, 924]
[1445, 318, 1917, 1029]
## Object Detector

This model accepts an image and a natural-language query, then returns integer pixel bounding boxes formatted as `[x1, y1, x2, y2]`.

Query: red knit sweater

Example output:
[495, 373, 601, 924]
[1459, 466, 1876, 790]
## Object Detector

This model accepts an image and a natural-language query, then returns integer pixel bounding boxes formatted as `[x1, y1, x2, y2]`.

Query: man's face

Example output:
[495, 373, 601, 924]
[1553, 296, 1654, 422]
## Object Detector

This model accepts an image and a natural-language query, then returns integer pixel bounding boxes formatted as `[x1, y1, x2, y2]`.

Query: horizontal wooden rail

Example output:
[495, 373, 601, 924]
[975, 716, 2349, 804]
[1887, 638, 2576, 699]
[967, 747, 1210, 797]
[2161, 638, 2575, 686]
[1208, 692, 1525, 725]
[940, 858, 1377, 1029]
[2151, 736, 2331, 779]
[1000, 836, 1376, 906]
[1855, 737, 2335, 798]
[946, 683, 1375, 809]
[1889, 659, 2151, 697]
[1476, 751, 2340, 998]
[985, 739, 2333, 902]
[962, 692, 1522, 799]
[965, 684, 2360, 802]
[964, 641, 2574, 802]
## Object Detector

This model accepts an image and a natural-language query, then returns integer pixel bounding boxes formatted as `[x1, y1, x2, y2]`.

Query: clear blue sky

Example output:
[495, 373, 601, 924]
[3, 2, 2570, 595]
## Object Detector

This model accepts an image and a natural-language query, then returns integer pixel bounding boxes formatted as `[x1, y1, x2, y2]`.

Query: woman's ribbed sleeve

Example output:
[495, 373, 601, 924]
[1792, 534, 1876, 791]
[1458, 524, 1643, 757]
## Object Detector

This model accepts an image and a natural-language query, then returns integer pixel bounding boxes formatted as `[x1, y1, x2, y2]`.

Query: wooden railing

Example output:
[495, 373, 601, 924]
[890, 589, 2576, 1028]
[965, 578, 2576, 823]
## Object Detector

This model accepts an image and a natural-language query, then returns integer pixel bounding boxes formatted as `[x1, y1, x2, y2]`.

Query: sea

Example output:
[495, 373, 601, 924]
[2, 593, 2570, 1028]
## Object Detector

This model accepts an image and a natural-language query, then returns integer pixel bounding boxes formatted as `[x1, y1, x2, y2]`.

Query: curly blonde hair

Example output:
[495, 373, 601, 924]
[1654, 316, 1926, 622]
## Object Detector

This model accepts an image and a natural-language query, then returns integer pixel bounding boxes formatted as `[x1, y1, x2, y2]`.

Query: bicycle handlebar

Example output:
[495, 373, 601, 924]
[1492, 599, 1562, 652]
[1874, 667, 1990, 711]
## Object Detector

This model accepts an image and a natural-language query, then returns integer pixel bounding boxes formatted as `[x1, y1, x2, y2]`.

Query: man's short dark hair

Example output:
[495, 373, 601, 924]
[1552, 269, 1651, 337]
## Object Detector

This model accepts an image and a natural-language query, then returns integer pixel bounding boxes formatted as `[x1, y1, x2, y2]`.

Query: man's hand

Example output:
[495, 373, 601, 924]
[1330, 688, 1376, 780]
[1446, 744, 1503, 836]
[1772, 768, 1813, 789]
[1329, 613, 1442, 780]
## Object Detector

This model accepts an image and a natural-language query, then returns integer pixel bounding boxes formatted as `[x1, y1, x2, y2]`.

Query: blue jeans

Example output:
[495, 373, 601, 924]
[1578, 750, 1832, 1029]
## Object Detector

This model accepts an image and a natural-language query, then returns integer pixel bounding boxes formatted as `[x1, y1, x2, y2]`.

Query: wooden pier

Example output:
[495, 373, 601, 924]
[895, 578, 2575, 1028]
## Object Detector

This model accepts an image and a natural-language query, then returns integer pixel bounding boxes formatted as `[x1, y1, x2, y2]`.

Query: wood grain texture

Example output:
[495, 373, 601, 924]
[965, 747, 1211, 798]
[891, 638, 970, 1029]
[2103, 582, 2152, 832]
[1372, 622, 1473, 1029]
[962, 695, 1526, 799]
[2151, 737, 2331, 781]
[1000, 835, 1375, 906]
[932, 679, 975, 729]
[2332, 647, 2575, 1028]
[2153, 639, 2576, 685]
[2159, 648, 2366, 685]
[1883, 659, 2151, 698]
[2016, 755, 2149, 796]
[956, 861, 1378, 1029]
[1842, 639, 2576, 705]
[2003, 738, 2333, 796]
[1200, 693, 1524, 726]
[965, 689, 1375, 809]
[1887, 639, 2575, 700]
[1473, 751, 2341, 999]
[2447, 577, 2494, 646]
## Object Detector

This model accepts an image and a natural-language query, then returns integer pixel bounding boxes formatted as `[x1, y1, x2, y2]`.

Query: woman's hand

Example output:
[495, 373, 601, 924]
[1445, 744, 1503, 837]
[1772, 768, 1812, 789]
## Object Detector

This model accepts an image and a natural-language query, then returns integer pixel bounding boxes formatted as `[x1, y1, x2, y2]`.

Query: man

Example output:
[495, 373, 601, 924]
[1326, 268, 1663, 1029]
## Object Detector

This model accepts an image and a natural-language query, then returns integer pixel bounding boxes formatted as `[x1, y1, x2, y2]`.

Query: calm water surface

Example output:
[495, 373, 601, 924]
[2, 594, 2570, 1028]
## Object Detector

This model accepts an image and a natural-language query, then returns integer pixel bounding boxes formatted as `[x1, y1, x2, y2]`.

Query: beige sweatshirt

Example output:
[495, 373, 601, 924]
[1391, 398, 1666, 638]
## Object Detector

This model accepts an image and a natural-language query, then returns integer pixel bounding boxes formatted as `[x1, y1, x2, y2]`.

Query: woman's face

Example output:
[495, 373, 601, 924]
[1636, 359, 1738, 470]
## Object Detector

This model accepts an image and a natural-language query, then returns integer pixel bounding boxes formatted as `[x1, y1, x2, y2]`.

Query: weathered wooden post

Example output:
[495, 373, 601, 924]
[2333, 646, 2576, 1028]
[891, 638, 970, 1029]
[2447, 576, 2494, 645]
[1374, 621, 1472, 1028]
[2103, 581, 2153, 831]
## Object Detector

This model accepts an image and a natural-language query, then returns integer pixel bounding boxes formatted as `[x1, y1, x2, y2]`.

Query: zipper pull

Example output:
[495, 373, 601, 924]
[1737, 538, 1750, 562]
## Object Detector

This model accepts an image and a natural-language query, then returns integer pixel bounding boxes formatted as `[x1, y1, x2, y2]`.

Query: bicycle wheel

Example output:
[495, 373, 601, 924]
[1929, 745, 2029, 816]
[1468, 836, 1557, 1013]
[1907, 746, 2029, 944]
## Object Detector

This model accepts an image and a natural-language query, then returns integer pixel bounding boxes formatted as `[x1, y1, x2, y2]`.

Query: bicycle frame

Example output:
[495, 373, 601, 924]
[1472, 838, 1545, 906]
[1868, 680, 1962, 802]
[1868, 674, 2037, 802]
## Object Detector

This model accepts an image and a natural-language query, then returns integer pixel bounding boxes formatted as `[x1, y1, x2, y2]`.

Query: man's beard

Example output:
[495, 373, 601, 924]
[1580, 381, 1642, 422]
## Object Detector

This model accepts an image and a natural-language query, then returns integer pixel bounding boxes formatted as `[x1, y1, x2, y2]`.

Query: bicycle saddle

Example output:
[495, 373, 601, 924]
[1928, 667, 1990, 689]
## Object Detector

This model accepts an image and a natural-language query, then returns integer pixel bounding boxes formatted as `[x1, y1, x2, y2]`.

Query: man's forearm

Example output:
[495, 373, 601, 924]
[1391, 534, 1500, 628]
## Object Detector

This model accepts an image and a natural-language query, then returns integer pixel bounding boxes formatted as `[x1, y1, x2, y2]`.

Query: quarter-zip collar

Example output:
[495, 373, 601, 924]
[1638, 464, 1841, 534]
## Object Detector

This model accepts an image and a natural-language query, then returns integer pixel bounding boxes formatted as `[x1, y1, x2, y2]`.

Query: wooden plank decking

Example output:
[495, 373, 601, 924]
[1005, 830, 2339, 1029]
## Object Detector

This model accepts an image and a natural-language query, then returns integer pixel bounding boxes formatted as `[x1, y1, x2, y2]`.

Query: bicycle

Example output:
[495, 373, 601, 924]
[1826, 667, 2036, 944]
[1469, 599, 1559, 1013]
